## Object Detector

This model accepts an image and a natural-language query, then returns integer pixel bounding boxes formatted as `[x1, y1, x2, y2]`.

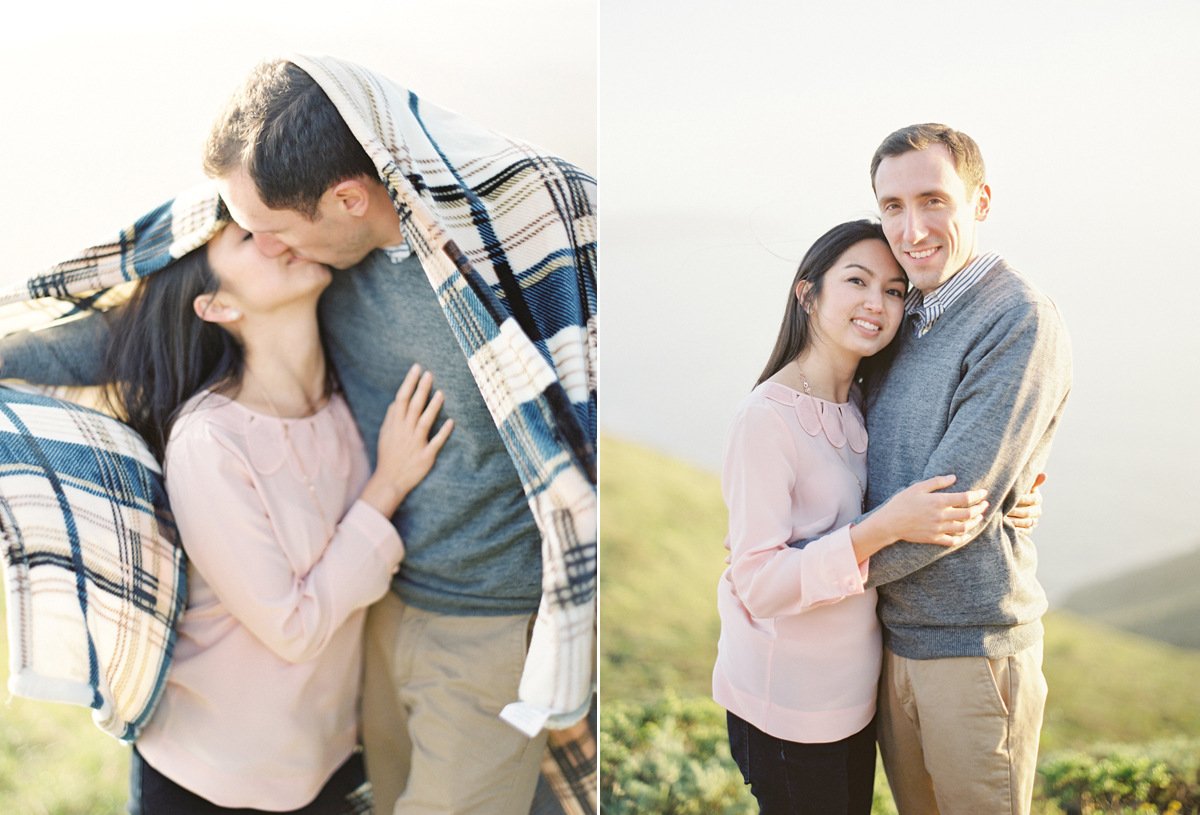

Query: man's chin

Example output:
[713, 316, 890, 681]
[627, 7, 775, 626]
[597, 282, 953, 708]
[904, 266, 950, 292]
[328, 250, 374, 270]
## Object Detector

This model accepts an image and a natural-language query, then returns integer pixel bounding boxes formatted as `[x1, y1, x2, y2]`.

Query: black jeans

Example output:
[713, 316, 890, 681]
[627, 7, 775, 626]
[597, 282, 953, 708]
[727, 711, 876, 815]
[127, 747, 372, 815]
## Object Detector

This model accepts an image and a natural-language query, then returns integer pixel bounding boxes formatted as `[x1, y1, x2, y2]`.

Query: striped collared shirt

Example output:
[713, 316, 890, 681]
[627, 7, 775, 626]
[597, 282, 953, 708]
[905, 251, 1002, 338]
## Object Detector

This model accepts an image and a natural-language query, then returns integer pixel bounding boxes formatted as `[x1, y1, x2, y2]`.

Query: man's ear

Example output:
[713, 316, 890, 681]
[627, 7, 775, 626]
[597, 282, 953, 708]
[194, 293, 240, 323]
[974, 183, 992, 223]
[329, 177, 372, 218]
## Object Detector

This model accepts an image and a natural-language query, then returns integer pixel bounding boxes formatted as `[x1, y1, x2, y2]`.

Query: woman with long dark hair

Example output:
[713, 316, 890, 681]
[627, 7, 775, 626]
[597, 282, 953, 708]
[106, 222, 452, 815]
[712, 220, 992, 814]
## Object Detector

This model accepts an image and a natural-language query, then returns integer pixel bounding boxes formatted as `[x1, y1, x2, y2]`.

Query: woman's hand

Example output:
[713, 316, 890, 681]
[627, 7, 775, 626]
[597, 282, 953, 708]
[850, 474, 988, 562]
[359, 364, 454, 519]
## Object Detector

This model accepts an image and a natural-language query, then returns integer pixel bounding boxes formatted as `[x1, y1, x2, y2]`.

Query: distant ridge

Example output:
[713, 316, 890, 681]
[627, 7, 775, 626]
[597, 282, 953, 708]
[1059, 544, 1200, 650]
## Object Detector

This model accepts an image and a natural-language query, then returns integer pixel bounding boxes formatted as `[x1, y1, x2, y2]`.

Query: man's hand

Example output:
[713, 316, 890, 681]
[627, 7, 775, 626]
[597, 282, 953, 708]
[1006, 472, 1046, 531]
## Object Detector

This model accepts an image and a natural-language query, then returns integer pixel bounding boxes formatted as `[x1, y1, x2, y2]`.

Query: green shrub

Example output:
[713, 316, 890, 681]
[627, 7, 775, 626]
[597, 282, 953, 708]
[1039, 738, 1200, 814]
[600, 692, 754, 815]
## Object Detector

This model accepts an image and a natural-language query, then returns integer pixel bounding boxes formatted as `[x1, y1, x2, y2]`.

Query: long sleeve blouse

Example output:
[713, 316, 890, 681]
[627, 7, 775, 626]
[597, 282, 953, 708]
[134, 390, 403, 809]
[712, 382, 881, 744]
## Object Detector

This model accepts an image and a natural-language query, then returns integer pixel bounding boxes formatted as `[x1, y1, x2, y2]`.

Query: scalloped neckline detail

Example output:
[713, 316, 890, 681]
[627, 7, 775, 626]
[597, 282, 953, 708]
[759, 381, 868, 454]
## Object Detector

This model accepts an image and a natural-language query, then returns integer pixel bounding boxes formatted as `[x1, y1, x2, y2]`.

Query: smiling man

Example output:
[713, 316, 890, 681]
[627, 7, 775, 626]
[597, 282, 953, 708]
[860, 124, 1072, 815]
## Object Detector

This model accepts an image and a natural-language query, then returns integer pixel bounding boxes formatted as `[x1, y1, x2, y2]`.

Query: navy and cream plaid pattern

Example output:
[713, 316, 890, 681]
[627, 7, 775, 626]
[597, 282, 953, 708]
[0, 54, 597, 728]
[0, 386, 185, 741]
[905, 250, 1001, 337]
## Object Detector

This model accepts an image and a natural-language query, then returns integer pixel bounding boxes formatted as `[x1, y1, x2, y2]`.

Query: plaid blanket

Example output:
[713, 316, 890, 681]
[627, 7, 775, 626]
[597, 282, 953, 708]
[0, 54, 596, 729]
[0, 386, 185, 741]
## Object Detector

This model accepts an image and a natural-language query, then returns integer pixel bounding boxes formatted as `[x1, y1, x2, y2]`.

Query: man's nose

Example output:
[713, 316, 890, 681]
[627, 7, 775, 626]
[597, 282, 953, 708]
[253, 232, 290, 258]
[903, 211, 927, 245]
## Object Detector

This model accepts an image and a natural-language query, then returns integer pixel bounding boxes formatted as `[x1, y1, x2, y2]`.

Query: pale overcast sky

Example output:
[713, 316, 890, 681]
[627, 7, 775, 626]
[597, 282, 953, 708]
[600, 0, 1200, 596]
[1, 0, 595, 278]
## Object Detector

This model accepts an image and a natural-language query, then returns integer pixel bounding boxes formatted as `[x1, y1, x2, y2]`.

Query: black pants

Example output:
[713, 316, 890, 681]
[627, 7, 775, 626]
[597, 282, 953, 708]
[127, 747, 373, 815]
[727, 711, 876, 815]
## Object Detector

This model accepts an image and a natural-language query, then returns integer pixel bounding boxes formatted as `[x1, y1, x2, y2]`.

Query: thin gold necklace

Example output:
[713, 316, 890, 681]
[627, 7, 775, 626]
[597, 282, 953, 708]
[793, 359, 865, 511]
[249, 372, 332, 537]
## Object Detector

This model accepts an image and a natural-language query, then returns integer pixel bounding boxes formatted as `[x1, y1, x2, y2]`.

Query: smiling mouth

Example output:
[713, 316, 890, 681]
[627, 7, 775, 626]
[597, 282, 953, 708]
[907, 247, 938, 260]
[852, 319, 881, 333]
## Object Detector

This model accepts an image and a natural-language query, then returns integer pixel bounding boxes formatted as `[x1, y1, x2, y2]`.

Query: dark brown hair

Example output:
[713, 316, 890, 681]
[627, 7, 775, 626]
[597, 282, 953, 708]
[869, 123, 986, 194]
[103, 247, 244, 463]
[203, 59, 377, 219]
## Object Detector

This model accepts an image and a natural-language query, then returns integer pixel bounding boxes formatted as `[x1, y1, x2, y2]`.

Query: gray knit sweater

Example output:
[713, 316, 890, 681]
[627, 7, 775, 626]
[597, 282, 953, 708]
[863, 259, 1072, 660]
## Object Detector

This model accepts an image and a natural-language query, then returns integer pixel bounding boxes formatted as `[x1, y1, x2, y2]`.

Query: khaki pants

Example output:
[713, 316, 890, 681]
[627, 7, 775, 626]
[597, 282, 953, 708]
[877, 641, 1047, 815]
[361, 592, 548, 815]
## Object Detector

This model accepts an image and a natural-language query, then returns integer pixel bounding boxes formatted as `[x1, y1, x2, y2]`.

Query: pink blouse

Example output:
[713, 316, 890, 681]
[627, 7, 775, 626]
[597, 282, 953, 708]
[135, 391, 403, 809]
[712, 381, 880, 744]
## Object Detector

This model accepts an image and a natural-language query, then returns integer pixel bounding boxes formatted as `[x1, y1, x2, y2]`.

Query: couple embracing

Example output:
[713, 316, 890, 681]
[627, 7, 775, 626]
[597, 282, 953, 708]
[714, 124, 1073, 815]
[0, 56, 595, 815]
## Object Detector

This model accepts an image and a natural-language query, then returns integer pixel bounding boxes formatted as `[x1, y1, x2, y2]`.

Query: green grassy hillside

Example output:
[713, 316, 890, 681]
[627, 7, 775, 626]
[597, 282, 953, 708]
[0, 602, 129, 814]
[599, 434, 1200, 751]
[1060, 544, 1200, 650]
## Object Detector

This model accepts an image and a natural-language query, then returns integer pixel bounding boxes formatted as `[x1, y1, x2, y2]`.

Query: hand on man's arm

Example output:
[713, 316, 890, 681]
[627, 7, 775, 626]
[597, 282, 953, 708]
[863, 302, 1071, 588]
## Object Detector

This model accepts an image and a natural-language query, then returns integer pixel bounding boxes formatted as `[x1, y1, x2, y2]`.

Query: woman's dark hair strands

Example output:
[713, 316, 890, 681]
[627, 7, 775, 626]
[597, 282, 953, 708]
[104, 246, 245, 464]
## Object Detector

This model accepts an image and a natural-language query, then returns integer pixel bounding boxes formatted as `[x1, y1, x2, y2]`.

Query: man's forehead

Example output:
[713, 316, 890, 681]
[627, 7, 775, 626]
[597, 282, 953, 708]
[217, 171, 292, 233]
[875, 146, 963, 197]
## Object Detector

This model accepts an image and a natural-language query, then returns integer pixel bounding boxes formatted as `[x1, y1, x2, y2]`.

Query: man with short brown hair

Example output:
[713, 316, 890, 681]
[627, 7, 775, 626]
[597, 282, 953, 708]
[203, 56, 597, 815]
[862, 123, 1071, 815]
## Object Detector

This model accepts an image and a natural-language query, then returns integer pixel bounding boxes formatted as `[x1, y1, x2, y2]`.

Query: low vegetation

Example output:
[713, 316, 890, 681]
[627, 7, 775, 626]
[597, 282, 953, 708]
[599, 435, 1200, 814]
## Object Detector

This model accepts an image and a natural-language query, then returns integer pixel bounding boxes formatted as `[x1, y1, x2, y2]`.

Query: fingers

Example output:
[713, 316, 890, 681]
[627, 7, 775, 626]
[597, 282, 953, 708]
[414, 389, 444, 434]
[391, 365, 439, 426]
[406, 370, 435, 415]
[916, 474, 957, 491]
[929, 510, 987, 547]
[937, 488, 988, 508]
[389, 364, 454, 451]
[1031, 472, 1047, 490]
[426, 418, 454, 453]
[924, 493, 989, 547]
[394, 363, 423, 407]
[1014, 487, 1043, 509]
[941, 500, 989, 525]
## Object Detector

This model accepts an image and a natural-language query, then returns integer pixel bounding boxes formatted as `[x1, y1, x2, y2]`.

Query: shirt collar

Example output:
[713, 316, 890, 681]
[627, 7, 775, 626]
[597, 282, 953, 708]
[904, 251, 1002, 337]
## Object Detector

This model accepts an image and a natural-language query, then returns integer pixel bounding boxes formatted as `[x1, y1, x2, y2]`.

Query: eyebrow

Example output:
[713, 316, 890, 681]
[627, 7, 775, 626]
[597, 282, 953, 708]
[877, 187, 950, 204]
[844, 263, 907, 285]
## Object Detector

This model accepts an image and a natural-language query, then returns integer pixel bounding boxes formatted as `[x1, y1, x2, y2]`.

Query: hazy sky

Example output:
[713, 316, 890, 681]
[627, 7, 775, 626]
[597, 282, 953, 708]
[600, 0, 1200, 597]
[1, 0, 595, 280]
